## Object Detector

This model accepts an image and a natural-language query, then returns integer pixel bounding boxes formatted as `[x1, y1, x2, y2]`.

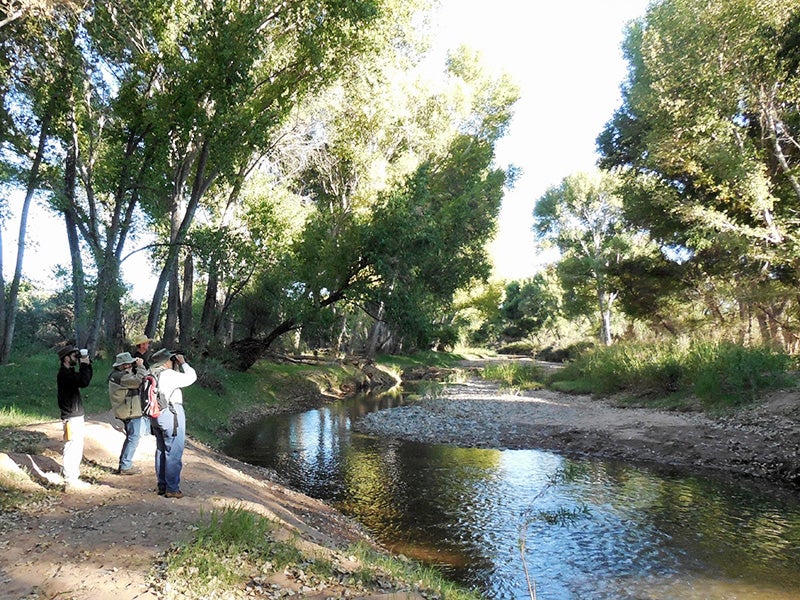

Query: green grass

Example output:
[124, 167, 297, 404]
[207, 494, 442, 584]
[481, 362, 546, 392]
[159, 506, 482, 600]
[0, 351, 367, 448]
[375, 349, 465, 370]
[550, 340, 797, 409]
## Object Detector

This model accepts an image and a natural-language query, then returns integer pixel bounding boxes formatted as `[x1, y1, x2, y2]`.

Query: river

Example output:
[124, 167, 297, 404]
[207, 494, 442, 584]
[224, 391, 800, 600]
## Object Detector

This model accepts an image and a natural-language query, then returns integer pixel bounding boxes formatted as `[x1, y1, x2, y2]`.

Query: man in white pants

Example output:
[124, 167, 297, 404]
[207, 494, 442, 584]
[56, 345, 94, 490]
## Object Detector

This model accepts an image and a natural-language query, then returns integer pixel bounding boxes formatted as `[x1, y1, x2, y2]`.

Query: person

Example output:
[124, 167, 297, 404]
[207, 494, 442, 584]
[149, 348, 196, 498]
[131, 334, 154, 368]
[56, 344, 94, 490]
[108, 351, 148, 475]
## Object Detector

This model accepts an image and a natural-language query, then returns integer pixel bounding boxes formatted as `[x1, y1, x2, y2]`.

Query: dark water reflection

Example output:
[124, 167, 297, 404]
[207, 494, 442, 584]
[224, 393, 800, 600]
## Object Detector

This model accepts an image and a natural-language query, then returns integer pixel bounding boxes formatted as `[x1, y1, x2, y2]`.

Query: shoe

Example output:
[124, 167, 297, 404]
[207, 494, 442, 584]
[65, 479, 91, 491]
[118, 466, 142, 475]
[156, 487, 166, 496]
[164, 490, 184, 499]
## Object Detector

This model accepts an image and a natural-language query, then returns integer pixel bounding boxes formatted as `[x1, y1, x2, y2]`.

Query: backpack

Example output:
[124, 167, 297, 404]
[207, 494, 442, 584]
[140, 373, 165, 418]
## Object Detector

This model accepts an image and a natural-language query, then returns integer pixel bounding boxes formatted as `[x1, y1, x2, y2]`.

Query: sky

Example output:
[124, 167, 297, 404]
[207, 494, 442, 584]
[427, 0, 652, 280]
[2, 0, 651, 298]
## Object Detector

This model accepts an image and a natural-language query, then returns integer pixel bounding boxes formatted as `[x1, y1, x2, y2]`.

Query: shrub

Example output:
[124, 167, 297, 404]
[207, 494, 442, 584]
[550, 340, 794, 408]
[497, 341, 536, 356]
[482, 362, 545, 391]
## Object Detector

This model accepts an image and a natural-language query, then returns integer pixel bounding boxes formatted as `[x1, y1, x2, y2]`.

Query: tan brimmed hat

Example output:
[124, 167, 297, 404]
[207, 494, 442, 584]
[132, 334, 153, 345]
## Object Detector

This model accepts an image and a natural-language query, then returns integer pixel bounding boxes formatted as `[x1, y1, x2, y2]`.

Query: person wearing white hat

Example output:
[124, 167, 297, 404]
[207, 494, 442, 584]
[108, 351, 147, 475]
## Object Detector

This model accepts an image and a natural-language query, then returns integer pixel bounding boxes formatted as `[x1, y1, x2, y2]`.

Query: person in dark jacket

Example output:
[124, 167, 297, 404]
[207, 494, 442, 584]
[56, 344, 94, 490]
[131, 334, 153, 369]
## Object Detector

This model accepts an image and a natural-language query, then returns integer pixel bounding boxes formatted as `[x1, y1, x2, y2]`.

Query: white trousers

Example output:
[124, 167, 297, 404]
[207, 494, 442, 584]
[62, 415, 85, 481]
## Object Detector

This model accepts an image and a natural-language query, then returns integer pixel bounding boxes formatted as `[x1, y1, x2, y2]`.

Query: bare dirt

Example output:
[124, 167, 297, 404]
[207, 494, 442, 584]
[0, 411, 399, 600]
[2, 357, 799, 599]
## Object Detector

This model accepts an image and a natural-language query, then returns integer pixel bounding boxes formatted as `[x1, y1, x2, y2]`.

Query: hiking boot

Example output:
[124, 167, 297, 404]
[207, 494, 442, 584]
[118, 466, 142, 475]
[156, 487, 166, 496]
[164, 490, 184, 499]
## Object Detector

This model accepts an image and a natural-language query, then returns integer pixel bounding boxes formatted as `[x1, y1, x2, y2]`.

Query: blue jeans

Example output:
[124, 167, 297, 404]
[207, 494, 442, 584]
[118, 415, 149, 471]
[152, 404, 185, 493]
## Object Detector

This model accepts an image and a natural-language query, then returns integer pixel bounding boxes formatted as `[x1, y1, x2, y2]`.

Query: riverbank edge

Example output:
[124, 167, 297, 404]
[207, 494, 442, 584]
[351, 371, 800, 492]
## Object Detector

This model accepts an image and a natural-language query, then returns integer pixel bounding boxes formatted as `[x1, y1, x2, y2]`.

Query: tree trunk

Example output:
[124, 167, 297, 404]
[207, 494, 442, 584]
[180, 249, 194, 350]
[229, 318, 299, 370]
[163, 266, 180, 349]
[0, 225, 5, 354]
[200, 259, 220, 344]
[335, 312, 348, 355]
[64, 125, 89, 348]
[0, 113, 50, 363]
[146, 140, 213, 336]
[365, 301, 386, 359]
[64, 208, 86, 342]
[755, 310, 771, 345]
[103, 282, 125, 351]
[596, 280, 613, 346]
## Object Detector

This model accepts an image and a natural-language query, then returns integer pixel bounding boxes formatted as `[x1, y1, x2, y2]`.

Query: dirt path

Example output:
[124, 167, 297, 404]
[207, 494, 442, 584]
[0, 412, 381, 600]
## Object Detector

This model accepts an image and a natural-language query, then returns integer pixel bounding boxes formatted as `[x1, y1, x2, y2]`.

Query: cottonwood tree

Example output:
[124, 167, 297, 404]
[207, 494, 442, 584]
[0, 2, 82, 360]
[597, 0, 800, 348]
[229, 48, 519, 368]
[534, 170, 655, 346]
[2, 0, 416, 355]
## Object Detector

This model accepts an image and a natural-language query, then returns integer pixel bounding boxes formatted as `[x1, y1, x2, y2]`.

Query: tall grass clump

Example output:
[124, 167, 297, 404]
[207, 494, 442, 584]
[482, 362, 545, 392]
[686, 341, 794, 406]
[346, 542, 483, 600]
[551, 340, 794, 408]
[161, 507, 481, 600]
[553, 342, 682, 395]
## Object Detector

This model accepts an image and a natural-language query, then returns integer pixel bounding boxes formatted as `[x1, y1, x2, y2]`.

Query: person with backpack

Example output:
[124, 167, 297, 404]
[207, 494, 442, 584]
[56, 344, 93, 490]
[108, 351, 147, 475]
[149, 348, 196, 498]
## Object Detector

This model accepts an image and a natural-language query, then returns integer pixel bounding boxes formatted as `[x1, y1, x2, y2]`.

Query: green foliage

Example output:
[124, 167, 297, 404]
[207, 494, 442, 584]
[500, 274, 561, 341]
[552, 340, 795, 408]
[534, 170, 662, 345]
[162, 508, 481, 600]
[481, 362, 545, 391]
[375, 350, 465, 370]
[163, 507, 297, 595]
[597, 0, 800, 349]
[346, 542, 483, 600]
[497, 341, 536, 356]
[536, 341, 595, 363]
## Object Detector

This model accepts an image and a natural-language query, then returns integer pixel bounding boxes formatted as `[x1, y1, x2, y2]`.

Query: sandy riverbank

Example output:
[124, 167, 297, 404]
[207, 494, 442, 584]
[354, 372, 800, 489]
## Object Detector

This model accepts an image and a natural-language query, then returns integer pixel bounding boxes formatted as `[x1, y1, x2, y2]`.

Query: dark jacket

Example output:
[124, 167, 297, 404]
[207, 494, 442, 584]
[132, 350, 150, 369]
[57, 362, 93, 419]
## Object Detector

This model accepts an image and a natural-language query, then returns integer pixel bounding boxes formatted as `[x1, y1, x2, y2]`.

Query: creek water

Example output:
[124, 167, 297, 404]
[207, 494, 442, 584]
[224, 392, 800, 600]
